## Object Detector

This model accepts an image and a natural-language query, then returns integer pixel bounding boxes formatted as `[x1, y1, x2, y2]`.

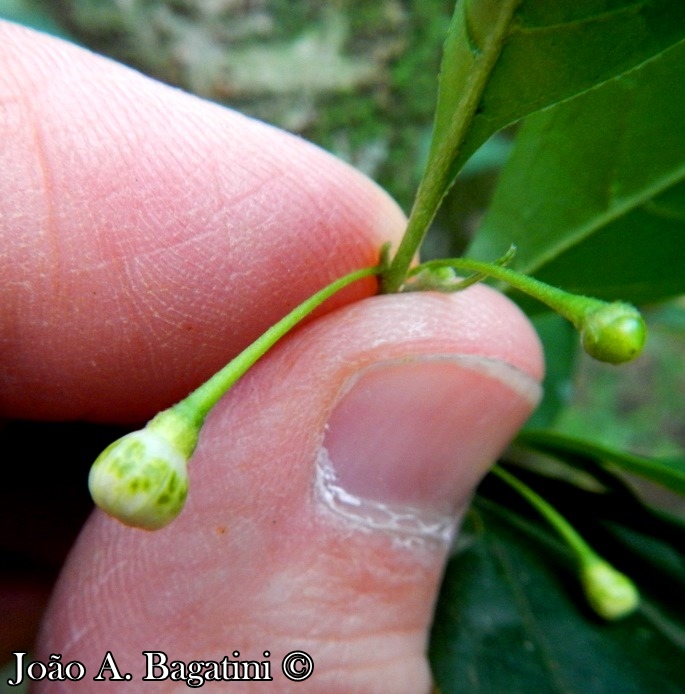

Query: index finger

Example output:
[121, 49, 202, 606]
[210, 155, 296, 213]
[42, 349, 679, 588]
[0, 21, 405, 422]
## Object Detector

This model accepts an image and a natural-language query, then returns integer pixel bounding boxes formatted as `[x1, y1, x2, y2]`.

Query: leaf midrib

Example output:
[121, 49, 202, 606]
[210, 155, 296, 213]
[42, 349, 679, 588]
[520, 161, 685, 275]
[514, 1, 647, 34]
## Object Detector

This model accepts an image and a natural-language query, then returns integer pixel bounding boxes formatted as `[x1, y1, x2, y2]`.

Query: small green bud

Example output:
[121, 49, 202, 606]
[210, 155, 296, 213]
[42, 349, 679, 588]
[580, 558, 640, 620]
[580, 302, 647, 364]
[88, 425, 191, 531]
[403, 266, 460, 292]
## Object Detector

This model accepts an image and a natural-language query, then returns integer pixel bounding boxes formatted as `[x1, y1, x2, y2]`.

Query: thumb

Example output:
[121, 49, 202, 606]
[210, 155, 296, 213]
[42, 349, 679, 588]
[37, 287, 542, 693]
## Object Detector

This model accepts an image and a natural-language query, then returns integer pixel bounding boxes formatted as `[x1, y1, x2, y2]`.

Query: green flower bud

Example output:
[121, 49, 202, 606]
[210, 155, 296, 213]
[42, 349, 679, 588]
[88, 416, 194, 531]
[580, 558, 640, 620]
[580, 302, 647, 364]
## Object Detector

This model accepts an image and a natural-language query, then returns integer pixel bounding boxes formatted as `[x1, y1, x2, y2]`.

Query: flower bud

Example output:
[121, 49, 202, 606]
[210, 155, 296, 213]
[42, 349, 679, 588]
[404, 266, 460, 292]
[88, 427, 189, 530]
[580, 302, 647, 364]
[580, 558, 640, 620]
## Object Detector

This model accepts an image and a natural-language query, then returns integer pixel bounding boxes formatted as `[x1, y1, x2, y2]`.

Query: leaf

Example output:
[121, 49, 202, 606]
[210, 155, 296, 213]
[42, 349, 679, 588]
[442, 0, 685, 208]
[429, 479, 685, 693]
[385, 0, 685, 291]
[454, 0, 685, 176]
[468, 39, 685, 306]
[518, 429, 685, 496]
[459, 134, 513, 178]
[523, 314, 577, 429]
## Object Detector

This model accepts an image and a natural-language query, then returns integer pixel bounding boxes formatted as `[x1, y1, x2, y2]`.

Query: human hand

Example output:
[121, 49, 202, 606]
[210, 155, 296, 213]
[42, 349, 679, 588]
[1, 21, 543, 692]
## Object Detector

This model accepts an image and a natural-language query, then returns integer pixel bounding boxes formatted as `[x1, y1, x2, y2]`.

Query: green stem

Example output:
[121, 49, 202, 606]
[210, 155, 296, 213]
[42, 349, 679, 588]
[492, 465, 595, 561]
[175, 265, 381, 426]
[406, 256, 646, 364]
[381, 0, 521, 294]
[409, 257, 604, 325]
[90, 264, 382, 531]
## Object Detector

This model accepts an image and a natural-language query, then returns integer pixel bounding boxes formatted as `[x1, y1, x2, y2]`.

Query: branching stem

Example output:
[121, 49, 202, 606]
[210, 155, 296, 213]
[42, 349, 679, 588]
[381, 0, 522, 294]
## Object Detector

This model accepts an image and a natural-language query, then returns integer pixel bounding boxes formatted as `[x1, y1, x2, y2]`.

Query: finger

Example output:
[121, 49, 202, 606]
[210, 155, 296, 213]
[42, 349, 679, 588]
[0, 22, 405, 422]
[37, 286, 543, 693]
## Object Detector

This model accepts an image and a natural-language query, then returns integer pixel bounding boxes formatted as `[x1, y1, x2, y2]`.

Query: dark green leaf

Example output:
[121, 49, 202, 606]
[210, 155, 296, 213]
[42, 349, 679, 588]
[454, 0, 685, 176]
[524, 314, 577, 429]
[385, 0, 685, 291]
[430, 479, 685, 694]
[468, 40, 685, 305]
[459, 134, 513, 178]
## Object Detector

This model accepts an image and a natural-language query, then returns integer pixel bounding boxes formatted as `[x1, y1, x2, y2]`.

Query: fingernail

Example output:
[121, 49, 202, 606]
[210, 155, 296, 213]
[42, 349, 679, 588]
[316, 356, 541, 545]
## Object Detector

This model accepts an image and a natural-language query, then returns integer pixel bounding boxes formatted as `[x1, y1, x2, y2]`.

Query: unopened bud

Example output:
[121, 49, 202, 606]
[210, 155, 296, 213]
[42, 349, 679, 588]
[580, 558, 640, 620]
[581, 302, 646, 364]
[88, 412, 196, 530]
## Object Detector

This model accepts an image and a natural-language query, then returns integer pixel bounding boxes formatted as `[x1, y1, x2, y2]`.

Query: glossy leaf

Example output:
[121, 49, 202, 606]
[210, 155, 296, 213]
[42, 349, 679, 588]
[453, 1, 685, 176]
[437, 0, 685, 217]
[469, 40, 685, 305]
[429, 478, 685, 693]
[385, 0, 685, 291]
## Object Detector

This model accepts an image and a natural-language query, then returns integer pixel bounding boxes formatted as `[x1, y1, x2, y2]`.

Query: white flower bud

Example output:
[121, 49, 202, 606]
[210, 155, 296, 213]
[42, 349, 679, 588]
[88, 427, 189, 530]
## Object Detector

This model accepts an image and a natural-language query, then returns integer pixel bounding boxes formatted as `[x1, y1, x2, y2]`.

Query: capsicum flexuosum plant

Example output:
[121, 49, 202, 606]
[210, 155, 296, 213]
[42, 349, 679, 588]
[88, 1, 647, 620]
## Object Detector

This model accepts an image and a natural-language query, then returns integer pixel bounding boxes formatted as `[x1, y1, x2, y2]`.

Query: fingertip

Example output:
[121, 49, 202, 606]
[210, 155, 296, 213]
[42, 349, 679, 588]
[0, 21, 406, 421]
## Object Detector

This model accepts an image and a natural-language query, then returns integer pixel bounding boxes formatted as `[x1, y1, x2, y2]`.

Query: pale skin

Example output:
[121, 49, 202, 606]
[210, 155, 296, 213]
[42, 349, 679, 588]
[1, 21, 544, 693]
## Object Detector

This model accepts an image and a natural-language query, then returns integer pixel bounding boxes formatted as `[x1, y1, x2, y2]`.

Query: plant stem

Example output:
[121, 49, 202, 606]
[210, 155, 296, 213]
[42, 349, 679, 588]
[406, 256, 647, 364]
[89, 264, 382, 530]
[381, 0, 521, 294]
[492, 465, 593, 560]
[175, 265, 381, 426]
[409, 256, 605, 324]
